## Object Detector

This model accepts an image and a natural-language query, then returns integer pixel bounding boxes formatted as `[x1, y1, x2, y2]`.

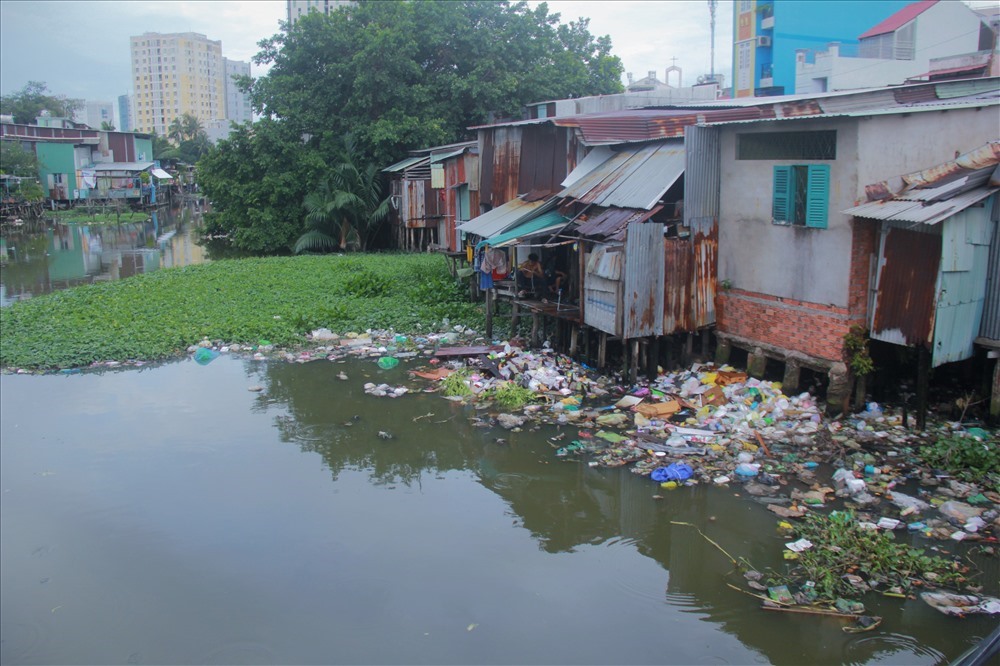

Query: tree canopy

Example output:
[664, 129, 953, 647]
[249, 0, 624, 167]
[199, 0, 624, 254]
[0, 81, 83, 124]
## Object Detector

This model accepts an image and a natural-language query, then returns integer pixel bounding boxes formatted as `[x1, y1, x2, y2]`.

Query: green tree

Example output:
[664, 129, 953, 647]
[100, 121, 116, 131]
[199, 117, 327, 254]
[0, 81, 83, 124]
[248, 0, 624, 167]
[150, 132, 174, 160]
[297, 136, 391, 253]
[0, 141, 41, 177]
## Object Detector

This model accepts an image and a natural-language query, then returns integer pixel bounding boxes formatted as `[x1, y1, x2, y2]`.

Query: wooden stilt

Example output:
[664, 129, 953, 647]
[531, 313, 540, 348]
[629, 339, 640, 384]
[570, 326, 579, 357]
[598, 332, 607, 369]
[647, 337, 660, 380]
[917, 345, 930, 431]
[511, 302, 520, 333]
[485, 289, 494, 339]
[684, 333, 694, 366]
[701, 328, 710, 358]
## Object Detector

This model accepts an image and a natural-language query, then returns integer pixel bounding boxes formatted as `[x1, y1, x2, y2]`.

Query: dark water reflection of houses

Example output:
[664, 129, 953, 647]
[0, 203, 208, 306]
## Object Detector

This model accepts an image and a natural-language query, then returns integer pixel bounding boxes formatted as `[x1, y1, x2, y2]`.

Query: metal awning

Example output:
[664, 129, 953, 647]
[476, 210, 569, 249]
[557, 140, 684, 210]
[151, 168, 173, 180]
[382, 156, 426, 173]
[574, 206, 661, 241]
[843, 187, 998, 226]
[429, 147, 467, 164]
[457, 196, 556, 238]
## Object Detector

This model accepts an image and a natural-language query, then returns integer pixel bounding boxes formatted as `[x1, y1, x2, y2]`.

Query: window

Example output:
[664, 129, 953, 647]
[738, 131, 836, 160]
[772, 165, 829, 228]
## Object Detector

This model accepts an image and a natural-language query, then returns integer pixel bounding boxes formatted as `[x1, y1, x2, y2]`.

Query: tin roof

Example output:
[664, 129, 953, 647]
[456, 196, 555, 238]
[475, 210, 568, 249]
[557, 140, 684, 210]
[383, 156, 426, 173]
[573, 206, 660, 241]
[859, 0, 937, 39]
[844, 187, 997, 225]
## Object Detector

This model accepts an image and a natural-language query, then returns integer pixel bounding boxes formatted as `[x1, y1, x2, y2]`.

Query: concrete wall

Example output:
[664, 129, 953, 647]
[855, 107, 1000, 187]
[717, 117, 858, 307]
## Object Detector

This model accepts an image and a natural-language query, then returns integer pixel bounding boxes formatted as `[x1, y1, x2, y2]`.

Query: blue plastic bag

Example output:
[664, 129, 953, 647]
[651, 462, 693, 483]
[193, 347, 219, 365]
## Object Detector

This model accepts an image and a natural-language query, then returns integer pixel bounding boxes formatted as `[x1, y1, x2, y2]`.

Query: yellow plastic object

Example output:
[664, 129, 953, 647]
[660, 481, 678, 490]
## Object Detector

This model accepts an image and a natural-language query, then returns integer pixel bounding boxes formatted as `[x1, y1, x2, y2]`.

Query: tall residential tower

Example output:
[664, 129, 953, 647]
[130, 32, 225, 136]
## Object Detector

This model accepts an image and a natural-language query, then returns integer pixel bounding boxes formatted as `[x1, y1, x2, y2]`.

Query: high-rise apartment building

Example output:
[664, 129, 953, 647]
[223, 58, 252, 125]
[74, 100, 114, 129]
[287, 0, 353, 27]
[117, 94, 135, 132]
[130, 32, 225, 136]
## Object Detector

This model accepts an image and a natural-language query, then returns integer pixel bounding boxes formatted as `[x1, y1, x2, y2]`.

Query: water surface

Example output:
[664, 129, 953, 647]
[1, 356, 995, 664]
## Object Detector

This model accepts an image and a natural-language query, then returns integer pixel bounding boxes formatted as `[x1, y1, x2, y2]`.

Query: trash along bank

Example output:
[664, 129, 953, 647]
[37, 323, 1000, 635]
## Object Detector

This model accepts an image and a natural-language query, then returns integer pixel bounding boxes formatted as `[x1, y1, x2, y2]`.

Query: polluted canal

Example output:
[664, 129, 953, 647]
[1, 342, 998, 665]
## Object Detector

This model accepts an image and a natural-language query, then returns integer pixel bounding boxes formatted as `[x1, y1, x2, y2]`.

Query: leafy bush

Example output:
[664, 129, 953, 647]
[440, 369, 473, 397]
[485, 381, 537, 410]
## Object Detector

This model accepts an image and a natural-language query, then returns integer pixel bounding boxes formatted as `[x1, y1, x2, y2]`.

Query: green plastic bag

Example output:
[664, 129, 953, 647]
[377, 356, 399, 370]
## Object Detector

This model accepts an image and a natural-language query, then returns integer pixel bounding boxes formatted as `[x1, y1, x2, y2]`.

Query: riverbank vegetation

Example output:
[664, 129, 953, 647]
[46, 208, 150, 225]
[0, 254, 482, 370]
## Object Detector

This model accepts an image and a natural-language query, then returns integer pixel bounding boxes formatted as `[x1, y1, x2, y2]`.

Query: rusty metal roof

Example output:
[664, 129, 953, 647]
[845, 187, 997, 225]
[553, 107, 773, 145]
[573, 206, 659, 241]
[383, 156, 426, 173]
[557, 141, 684, 210]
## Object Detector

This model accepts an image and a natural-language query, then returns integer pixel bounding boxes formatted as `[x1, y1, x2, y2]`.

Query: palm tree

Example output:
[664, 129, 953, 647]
[296, 137, 390, 254]
[181, 113, 204, 141]
[167, 117, 185, 145]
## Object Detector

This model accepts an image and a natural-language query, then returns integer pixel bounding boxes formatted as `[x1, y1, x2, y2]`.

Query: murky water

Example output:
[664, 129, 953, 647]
[0, 203, 207, 306]
[1, 356, 996, 665]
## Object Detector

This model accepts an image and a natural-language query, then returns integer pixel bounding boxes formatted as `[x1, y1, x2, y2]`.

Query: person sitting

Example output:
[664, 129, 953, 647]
[515, 253, 547, 297]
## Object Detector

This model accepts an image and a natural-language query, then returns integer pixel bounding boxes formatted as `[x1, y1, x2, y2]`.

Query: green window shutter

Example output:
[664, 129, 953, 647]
[805, 165, 830, 229]
[772, 166, 792, 224]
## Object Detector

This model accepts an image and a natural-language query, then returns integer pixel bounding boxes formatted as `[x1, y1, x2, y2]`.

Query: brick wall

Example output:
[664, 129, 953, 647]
[716, 219, 876, 362]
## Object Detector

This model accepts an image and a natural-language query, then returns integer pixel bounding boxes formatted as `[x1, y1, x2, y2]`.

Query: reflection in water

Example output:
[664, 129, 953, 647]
[2, 356, 997, 664]
[0, 203, 208, 306]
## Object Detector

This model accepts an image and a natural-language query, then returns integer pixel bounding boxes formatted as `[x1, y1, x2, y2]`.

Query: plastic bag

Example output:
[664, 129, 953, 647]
[650, 462, 693, 483]
[377, 356, 399, 370]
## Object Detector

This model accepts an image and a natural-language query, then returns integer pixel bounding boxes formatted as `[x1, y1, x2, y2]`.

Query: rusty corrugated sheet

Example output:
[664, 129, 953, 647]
[479, 131, 495, 204]
[403, 179, 426, 228]
[490, 126, 522, 207]
[623, 221, 665, 339]
[779, 99, 824, 117]
[692, 226, 718, 328]
[870, 227, 941, 346]
[893, 84, 939, 105]
[903, 141, 1000, 189]
[553, 107, 772, 145]
[663, 238, 693, 334]
[518, 124, 566, 195]
[575, 206, 659, 240]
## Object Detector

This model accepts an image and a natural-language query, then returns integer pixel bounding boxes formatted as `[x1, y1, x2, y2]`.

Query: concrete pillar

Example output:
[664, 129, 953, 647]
[826, 362, 850, 417]
[748, 347, 768, 378]
[715, 337, 732, 365]
[782, 359, 801, 393]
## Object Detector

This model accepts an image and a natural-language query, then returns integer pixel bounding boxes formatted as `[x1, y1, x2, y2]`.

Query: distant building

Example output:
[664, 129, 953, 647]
[796, 0, 997, 93]
[117, 94, 135, 132]
[731, 0, 911, 98]
[74, 100, 114, 129]
[287, 0, 353, 26]
[223, 58, 252, 125]
[130, 32, 225, 137]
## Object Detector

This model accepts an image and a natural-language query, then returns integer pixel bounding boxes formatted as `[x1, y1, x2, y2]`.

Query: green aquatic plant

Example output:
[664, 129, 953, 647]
[440, 369, 473, 397]
[0, 253, 484, 370]
[792, 511, 964, 602]
[919, 433, 999, 487]
[486, 381, 537, 410]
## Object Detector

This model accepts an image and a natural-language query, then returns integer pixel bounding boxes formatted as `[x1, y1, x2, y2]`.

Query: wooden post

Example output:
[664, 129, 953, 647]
[511, 302, 520, 333]
[916, 345, 930, 431]
[629, 339, 640, 384]
[570, 326, 579, 357]
[531, 313, 540, 348]
[647, 337, 660, 380]
[701, 328, 711, 359]
[683, 333, 694, 367]
[598, 331, 607, 369]
[485, 288, 494, 339]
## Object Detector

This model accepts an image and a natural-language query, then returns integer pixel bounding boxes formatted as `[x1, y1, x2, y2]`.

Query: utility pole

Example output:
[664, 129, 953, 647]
[708, 0, 718, 81]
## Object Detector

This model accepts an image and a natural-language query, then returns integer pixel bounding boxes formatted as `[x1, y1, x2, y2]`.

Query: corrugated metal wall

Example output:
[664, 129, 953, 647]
[871, 226, 941, 348]
[584, 245, 624, 336]
[663, 238, 693, 334]
[979, 198, 1000, 343]
[489, 127, 522, 208]
[623, 221, 665, 339]
[684, 124, 720, 327]
[932, 199, 996, 365]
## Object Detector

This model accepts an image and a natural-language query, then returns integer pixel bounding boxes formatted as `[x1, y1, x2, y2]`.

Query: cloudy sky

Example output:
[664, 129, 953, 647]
[0, 0, 734, 114]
